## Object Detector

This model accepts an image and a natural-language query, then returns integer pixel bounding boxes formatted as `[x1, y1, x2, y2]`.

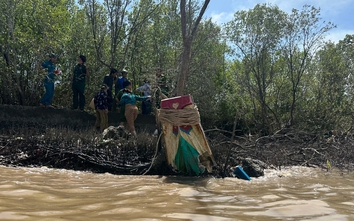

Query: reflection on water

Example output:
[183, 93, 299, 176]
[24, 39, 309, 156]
[0, 166, 353, 220]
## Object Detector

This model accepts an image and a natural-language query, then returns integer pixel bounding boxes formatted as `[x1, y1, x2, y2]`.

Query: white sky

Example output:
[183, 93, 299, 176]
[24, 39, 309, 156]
[205, 0, 354, 43]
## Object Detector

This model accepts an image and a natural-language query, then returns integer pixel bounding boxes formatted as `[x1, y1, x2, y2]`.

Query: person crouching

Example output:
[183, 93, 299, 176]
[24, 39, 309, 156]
[94, 84, 109, 132]
[118, 81, 150, 136]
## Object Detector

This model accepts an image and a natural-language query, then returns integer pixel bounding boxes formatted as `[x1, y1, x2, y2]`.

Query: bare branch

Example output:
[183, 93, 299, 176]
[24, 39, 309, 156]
[190, 0, 210, 40]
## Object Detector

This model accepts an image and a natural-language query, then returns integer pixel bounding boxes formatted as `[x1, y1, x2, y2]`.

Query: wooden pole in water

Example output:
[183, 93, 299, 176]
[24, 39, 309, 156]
[222, 113, 238, 178]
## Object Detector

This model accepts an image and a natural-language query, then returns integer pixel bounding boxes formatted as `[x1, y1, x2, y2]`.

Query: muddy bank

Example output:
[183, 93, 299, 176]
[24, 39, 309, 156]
[0, 129, 164, 175]
[1, 126, 353, 178]
[0, 105, 156, 132]
[0, 105, 163, 175]
[0, 105, 353, 177]
[208, 129, 354, 175]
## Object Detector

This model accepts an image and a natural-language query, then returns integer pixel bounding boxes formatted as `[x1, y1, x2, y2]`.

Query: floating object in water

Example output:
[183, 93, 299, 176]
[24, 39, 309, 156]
[233, 166, 251, 181]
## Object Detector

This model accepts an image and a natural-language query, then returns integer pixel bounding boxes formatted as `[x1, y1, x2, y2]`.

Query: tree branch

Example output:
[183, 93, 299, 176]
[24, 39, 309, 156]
[190, 0, 210, 39]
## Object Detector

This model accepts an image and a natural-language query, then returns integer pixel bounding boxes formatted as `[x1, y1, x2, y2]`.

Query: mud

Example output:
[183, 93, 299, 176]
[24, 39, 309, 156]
[0, 105, 353, 177]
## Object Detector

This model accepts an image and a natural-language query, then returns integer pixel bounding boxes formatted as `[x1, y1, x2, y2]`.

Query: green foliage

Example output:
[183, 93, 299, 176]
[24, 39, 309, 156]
[0, 1, 353, 135]
[302, 36, 354, 131]
[225, 4, 288, 134]
[224, 4, 342, 134]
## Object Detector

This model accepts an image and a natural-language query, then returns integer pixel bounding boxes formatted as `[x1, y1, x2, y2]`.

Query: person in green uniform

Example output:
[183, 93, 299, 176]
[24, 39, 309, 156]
[71, 55, 88, 110]
[156, 68, 169, 96]
[103, 68, 118, 111]
[115, 81, 131, 127]
[155, 68, 169, 108]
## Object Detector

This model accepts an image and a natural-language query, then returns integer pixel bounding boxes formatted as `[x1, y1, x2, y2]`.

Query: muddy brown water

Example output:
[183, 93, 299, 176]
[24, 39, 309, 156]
[0, 166, 353, 221]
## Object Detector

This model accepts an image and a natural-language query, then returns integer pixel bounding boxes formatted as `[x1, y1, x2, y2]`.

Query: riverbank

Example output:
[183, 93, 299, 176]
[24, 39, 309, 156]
[0, 105, 162, 175]
[0, 104, 156, 132]
[0, 105, 353, 177]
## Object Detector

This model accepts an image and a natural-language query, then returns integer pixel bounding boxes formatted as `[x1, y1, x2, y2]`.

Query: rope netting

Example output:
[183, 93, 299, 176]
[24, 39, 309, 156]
[157, 106, 200, 126]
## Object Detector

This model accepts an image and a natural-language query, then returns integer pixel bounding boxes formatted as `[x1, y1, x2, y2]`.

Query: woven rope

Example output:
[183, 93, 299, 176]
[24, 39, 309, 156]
[158, 105, 200, 126]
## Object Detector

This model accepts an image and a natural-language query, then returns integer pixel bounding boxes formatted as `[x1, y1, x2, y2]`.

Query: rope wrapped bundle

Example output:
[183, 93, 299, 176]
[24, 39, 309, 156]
[156, 102, 215, 175]
[157, 105, 200, 126]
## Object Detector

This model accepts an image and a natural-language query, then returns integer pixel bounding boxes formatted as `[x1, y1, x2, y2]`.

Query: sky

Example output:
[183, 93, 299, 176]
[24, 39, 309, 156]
[204, 0, 354, 43]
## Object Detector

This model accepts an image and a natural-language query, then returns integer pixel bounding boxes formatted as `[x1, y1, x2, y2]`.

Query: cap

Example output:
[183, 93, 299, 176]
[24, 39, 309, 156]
[122, 69, 128, 75]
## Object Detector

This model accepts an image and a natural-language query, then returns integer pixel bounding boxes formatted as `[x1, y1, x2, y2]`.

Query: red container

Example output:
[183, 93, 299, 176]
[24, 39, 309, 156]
[161, 94, 194, 109]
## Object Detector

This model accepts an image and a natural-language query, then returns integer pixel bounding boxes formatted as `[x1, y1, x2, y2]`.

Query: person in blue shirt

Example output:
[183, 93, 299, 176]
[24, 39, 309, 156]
[40, 54, 60, 108]
[119, 81, 150, 136]
[115, 69, 129, 93]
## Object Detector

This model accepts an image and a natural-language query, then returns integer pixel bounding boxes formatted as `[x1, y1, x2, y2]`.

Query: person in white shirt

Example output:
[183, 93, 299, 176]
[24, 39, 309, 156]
[136, 79, 152, 114]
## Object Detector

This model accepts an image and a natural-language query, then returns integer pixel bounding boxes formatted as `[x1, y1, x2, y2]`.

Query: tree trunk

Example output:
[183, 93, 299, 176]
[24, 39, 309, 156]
[177, 0, 210, 96]
[177, 40, 192, 96]
[6, 0, 25, 105]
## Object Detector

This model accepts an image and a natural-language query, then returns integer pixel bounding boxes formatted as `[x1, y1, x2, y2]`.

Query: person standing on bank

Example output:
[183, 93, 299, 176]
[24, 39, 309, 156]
[119, 81, 150, 136]
[155, 68, 168, 108]
[115, 69, 129, 92]
[156, 68, 168, 96]
[71, 55, 88, 110]
[136, 79, 152, 115]
[103, 68, 118, 111]
[94, 84, 109, 132]
[40, 54, 60, 108]
[115, 80, 132, 127]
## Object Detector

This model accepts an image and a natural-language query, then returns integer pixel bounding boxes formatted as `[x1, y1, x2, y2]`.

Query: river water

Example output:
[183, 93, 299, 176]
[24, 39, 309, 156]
[0, 166, 353, 221]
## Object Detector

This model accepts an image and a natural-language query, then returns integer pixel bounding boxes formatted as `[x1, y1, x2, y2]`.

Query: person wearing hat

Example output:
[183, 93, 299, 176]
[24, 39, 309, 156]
[40, 54, 60, 108]
[71, 55, 88, 110]
[118, 81, 151, 136]
[115, 69, 129, 93]
[103, 68, 118, 111]
[94, 84, 109, 132]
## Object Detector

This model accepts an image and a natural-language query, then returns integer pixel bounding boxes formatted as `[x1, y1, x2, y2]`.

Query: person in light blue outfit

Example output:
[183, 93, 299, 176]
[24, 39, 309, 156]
[136, 79, 152, 114]
[40, 54, 59, 108]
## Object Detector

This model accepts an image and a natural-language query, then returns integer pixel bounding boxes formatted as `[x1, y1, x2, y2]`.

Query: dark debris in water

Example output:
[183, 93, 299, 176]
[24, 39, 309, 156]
[207, 129, 354, 177]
